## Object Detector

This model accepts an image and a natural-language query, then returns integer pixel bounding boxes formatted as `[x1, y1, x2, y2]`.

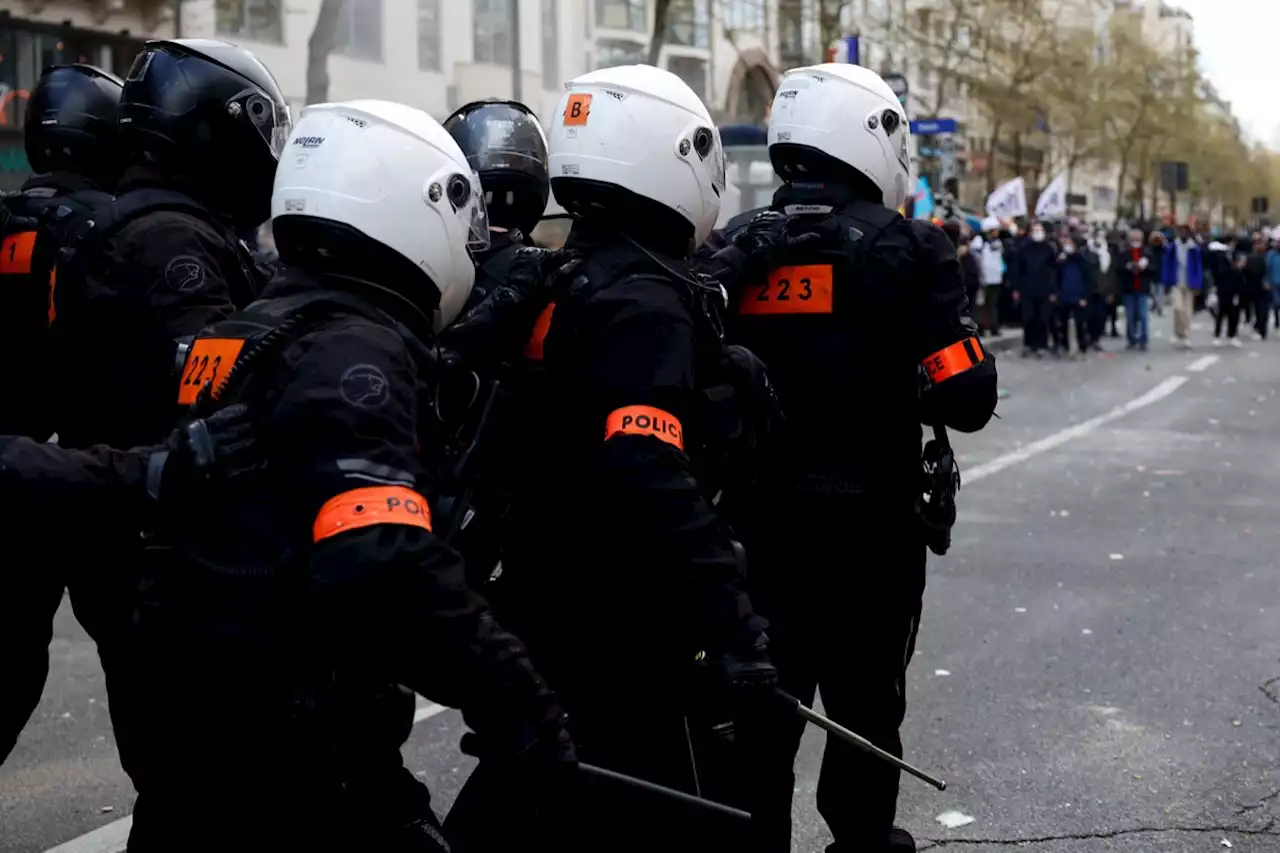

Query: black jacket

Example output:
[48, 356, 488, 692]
[49, 166, 262, 450]
[706, 184, 997, 500]
[1011, 240, 1059, 298]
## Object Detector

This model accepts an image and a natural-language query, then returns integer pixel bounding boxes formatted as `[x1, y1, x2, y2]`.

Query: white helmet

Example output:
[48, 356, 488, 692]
[768, 64, 911, 212]
[271, 99, 489, 331]
[548, 64, 725, 248]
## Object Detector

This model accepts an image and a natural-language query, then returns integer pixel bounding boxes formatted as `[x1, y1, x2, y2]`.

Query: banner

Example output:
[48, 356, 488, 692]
[913, 176, 935, 220]
[1034, 173, 1067, 219]
[986, 176, 1027, 219]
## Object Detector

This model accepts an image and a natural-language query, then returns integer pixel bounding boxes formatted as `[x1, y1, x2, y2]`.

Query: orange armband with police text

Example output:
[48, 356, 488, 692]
[922, 336, 985, 384]
[604, 405, 684, 451]
[312, 486, 433, 543]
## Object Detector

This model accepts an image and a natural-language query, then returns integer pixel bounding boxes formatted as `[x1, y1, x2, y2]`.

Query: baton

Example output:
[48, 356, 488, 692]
[579, 762, 751, 822]
[774, 690, 948, 791]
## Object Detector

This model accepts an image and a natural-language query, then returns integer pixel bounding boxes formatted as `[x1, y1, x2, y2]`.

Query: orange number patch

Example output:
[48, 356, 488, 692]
[739, 264, 834, 315]
[0, 231, 37, 275]
[177, 337, 246, 405]
[563, 93, 592, 127]
[313, 485, 433, 542]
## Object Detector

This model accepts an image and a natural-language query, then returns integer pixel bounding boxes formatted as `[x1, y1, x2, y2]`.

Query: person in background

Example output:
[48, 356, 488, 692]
[1147, 231, 1166, 318]
[1267, 233, 1280, 329]
[1121, 228, 1153, 351]
[1162, 224, 1203, 348]
[1243, 230, 1270, 341]
[944, 220, 981, 316]
[1011, 220, 1058, 357]
[972, 216, 1006, 336]
[1082, 228, 1114, 349]
[1206, 237, 1243, 347]
[1053, 233, 1095, 357]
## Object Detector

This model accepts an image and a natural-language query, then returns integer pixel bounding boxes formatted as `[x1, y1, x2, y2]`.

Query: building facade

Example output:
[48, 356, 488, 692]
[0, 0, 789, 188]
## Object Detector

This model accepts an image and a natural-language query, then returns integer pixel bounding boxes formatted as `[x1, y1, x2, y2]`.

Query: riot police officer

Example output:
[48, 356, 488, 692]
[0, 63, 123, 441]
[0, 62, 124, 764]
[713, 64, 998, 853]
[435, 99, 556, 577]
[444, 64, 776, 853]
[49, 38, 289, 450]
[2, 99, 574, 850]
[444, 99, 551, 304]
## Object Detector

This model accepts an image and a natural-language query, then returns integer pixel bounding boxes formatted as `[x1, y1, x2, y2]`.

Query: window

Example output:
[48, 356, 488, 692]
[1094, 186, 1117, 206]
[667, 55, 707, 102]
[666, 0, 709, 48]
[474, 0, 513, 65]
[216, 0, 284, 43]
[595, 38, 646, 69]
[723, 0, 765, 32]
[596, 0, 646, 32]
[542, 0, 560, 87]
[417, 0, 441, 71]
[336, 0, 383, 60]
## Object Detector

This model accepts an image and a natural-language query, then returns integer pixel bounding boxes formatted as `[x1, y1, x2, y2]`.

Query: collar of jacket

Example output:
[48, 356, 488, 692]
[772, 181, 866, 214]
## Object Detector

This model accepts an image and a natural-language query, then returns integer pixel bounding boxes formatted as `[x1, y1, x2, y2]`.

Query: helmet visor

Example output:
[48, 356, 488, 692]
[229, 87, 292, 159]
[446, 167, 491, 253]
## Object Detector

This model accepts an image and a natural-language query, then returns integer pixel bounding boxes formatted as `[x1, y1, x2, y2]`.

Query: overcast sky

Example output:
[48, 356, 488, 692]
[1175, 0, 1273, 145]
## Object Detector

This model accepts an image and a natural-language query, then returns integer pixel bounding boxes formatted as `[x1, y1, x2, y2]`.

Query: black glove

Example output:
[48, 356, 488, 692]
[733, 210, 848, 261]
[712, 628, 778, 697]
[459, 713, 578, 803]
[439, 247, 569, 370]
[146, 403, 261, 506]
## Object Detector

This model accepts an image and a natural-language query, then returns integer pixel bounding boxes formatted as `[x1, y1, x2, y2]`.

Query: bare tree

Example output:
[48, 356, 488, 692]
[648, 0, 675, 65]
[306, 0, 346, 105]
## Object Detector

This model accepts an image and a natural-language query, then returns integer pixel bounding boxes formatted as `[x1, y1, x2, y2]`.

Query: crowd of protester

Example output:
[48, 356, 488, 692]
[942, 217, 1280, 357]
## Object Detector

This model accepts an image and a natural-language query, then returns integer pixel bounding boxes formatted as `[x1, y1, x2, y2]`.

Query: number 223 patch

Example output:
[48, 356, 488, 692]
[738, 264, 834, 315]
[177, 337, 245, 405]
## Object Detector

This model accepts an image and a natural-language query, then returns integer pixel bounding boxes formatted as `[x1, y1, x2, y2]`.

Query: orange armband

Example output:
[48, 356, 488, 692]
[921, 337, 985, 385]
[313, 486, 433, 543]
[604, 405, 684, 451]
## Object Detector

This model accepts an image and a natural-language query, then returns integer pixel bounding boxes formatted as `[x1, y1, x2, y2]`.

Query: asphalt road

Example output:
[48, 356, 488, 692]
[4, 315, 1279, 853]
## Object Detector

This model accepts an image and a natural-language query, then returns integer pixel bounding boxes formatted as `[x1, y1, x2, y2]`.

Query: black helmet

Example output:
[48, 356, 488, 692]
[444, 99, 549, 236]
[24, 64, 124, 185]
[120, 39, 290, 225]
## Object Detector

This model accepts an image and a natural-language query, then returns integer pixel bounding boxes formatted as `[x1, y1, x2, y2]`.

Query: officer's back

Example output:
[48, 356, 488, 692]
[128, 100, 571, 853]
[0, 64, 122, 441]
[714, 113, 995, 498]
[49, 39, 288, 450]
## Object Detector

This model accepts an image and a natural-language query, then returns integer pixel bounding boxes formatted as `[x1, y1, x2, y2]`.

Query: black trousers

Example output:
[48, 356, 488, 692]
[1214, 289, 1240, 338]
[1020, 295, 1052, 351]
[734, 497, 926, 853]
[1254, 291, 1271, 339]
[1052, 302, 1091, 353]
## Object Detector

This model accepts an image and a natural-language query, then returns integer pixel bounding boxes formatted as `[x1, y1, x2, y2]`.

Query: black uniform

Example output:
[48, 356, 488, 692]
[438, 100, 553, 579]
[711, 183, 997, 853]
[104, 265, 570, 851]
[0, 63, 123, 764]
[454, 221, 767, 850]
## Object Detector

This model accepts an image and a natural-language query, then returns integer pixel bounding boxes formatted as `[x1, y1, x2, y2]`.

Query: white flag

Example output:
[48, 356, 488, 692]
[1035, 173, 1068, 219]
[986, 177, 1028, 219]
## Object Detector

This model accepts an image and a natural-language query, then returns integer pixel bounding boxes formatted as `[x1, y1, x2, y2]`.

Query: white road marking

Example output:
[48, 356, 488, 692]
[1185, 354, 1220, 373]
[965, 375, 1190, 484]
[41, 371, 1196, 853]
[41, 817, 132, 853]
[413, 701, 449, 724]
[42, 699, 455, 853]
